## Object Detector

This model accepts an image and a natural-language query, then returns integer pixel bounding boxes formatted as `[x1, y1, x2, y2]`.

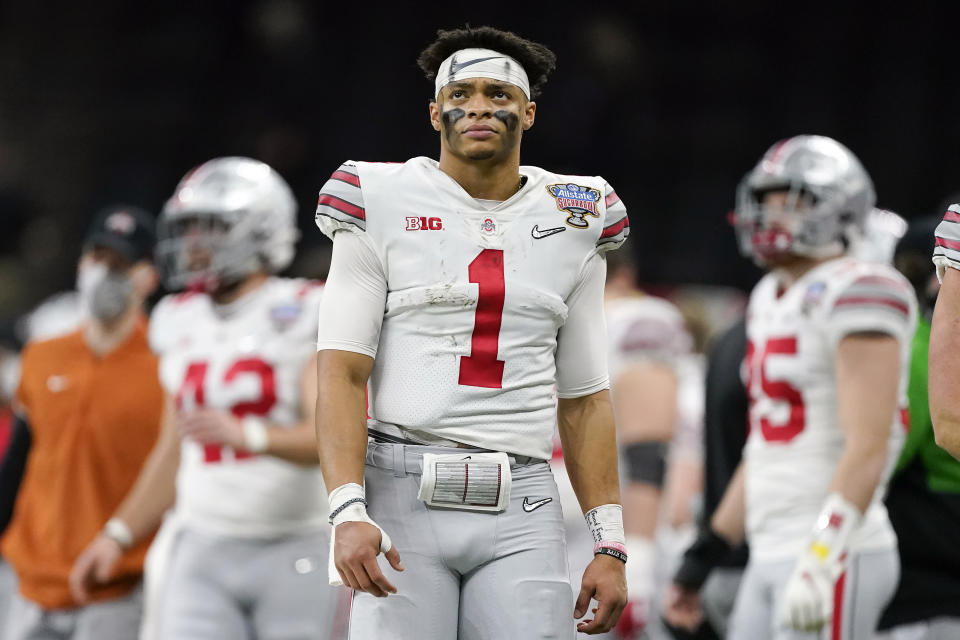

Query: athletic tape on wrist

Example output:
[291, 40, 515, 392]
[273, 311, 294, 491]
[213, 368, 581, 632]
[326, 483, 393, 587]
[585, 503, 626, 548]
[806, 493, 861, 570]
[242, 418, 269, 453]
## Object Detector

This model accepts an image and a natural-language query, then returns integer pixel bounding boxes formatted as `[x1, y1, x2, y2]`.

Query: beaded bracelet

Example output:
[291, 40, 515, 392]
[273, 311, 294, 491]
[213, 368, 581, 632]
[328, 497, 367, 524]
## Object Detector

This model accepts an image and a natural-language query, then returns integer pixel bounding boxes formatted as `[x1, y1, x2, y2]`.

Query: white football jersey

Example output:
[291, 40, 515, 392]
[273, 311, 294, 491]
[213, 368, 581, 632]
[150, 277, 327, 538]
[315, 157, 629, 460]
[743, 256, 916, 560]
[606, 295, 703, 458]
[933, 203, 960, 281]
[605, 295, 691, 379]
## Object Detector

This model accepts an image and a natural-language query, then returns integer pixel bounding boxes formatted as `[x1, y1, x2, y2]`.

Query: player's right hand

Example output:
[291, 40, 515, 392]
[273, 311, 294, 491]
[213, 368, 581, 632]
[69, 535, 122, 604]
[662, 583, 704, 631]
[333, 521, 403, 598]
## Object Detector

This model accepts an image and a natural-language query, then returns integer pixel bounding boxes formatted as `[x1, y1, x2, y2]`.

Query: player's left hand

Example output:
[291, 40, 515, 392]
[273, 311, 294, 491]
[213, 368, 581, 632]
[575, 554, 628, 634]
[69, 534, 123, 604]
[780, 555, 835, 632]
[178, 409, 245, 450]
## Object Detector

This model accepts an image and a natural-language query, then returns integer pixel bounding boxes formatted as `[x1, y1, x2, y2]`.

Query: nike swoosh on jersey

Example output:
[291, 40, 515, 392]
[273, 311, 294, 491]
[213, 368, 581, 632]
[531, 225, 566, 240]
[522, 497, 553, 512]
[450, 56, 502, 75]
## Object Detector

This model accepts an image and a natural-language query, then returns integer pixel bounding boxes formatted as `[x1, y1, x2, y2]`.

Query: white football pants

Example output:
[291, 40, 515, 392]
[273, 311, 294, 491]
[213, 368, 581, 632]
[728, 547, 899, 640]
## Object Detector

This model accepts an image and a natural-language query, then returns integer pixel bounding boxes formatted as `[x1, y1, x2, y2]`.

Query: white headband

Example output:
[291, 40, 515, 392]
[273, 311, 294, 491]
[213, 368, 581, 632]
[434, 48, 531, 100]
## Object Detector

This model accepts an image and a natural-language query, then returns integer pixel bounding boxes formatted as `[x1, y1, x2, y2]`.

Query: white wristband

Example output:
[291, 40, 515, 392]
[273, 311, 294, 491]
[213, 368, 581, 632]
[242, 418, 269, 453]
[585, 504, 626, 546]
[103, 517, 133, 549]
[326, 483, 393, 587]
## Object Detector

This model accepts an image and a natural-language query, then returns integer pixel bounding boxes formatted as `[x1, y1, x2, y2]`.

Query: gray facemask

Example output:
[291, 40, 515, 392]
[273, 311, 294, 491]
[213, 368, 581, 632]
[76, 262, 133, 322]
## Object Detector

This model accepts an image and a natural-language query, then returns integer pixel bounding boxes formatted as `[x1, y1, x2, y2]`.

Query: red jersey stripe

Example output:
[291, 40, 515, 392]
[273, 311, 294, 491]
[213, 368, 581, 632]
[296, 280, 323, 300]
[331, 170, 361, 188]
[600, 216, 629, 238]
[832, 571, 846, 640]
[943, 210, 960, 223]
[936, 236, 960, 252]
[835, 296, 909, 315]
[605, 191, 620, 207]
[850, 275, 911, 292]
[317, 194, 366, 221]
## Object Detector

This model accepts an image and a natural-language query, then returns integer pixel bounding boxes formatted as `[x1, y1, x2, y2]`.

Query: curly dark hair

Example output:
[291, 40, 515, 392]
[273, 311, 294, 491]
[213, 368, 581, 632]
[417, 26, 557, 99]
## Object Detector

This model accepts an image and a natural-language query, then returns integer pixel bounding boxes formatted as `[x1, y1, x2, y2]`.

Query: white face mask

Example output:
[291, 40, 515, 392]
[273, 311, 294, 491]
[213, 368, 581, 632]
[76, 262, 133, 322]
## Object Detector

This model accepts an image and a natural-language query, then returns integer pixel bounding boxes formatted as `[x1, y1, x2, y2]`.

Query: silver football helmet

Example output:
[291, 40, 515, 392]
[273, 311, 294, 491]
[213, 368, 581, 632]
[157, 157, 299, 291]
[732, 135, 875, 265]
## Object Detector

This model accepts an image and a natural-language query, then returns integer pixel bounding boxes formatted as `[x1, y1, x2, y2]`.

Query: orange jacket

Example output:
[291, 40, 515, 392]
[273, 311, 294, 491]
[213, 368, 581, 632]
[3, 321, 163, 609]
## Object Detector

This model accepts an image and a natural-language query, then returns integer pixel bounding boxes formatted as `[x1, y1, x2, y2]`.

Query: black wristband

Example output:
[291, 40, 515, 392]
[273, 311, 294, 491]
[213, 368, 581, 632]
[672, 528, 731, 590]
[594, 546, 628, 563]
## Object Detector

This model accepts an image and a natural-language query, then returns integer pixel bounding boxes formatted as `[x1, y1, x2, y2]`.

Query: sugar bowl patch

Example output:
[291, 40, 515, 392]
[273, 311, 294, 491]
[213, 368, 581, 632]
[546, 183, 602, 229]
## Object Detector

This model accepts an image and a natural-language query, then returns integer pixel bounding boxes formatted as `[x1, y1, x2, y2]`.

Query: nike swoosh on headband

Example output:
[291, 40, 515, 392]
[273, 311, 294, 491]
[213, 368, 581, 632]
[522, 497, 553, 512]
[531, 225, 567, 239]
[449, 56, 502, 75]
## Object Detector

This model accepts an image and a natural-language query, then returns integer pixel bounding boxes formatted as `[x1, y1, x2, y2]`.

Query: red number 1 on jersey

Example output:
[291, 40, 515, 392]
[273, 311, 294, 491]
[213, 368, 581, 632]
[459, 249, 506, 388]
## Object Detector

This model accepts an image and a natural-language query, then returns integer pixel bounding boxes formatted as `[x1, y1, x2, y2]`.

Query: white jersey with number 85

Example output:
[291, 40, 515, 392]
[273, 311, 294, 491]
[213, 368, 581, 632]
[743, 256, 916, 561]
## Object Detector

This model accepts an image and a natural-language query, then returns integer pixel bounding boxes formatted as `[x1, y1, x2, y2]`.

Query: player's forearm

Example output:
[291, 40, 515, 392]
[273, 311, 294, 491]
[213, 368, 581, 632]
[833, 334, 899, 511]
[930, 270, 960, 459]
[614, 363, 676, 537]
[828, 439, 888, 512]
[315, 350, 371, 490]
[558, 390, 621, 512]
[261, 423, 320, 465]
[709, 462, 746, 545]
[114, 425, 179, 544]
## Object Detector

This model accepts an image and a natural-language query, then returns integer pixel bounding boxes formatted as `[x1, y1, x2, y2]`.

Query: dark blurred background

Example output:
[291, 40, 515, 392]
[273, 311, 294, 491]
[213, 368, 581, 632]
[1, 0, 958, 341]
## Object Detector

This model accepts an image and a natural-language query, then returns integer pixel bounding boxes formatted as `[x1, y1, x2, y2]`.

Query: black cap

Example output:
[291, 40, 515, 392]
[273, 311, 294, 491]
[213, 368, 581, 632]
[83, 205, 156, 263]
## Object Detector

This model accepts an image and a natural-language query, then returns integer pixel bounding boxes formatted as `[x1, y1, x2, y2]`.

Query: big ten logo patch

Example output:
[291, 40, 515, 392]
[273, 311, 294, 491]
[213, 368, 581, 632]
[405, 216, 444, 231]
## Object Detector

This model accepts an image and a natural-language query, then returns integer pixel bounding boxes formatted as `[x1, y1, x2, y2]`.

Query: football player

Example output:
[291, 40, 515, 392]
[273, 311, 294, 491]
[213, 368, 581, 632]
[664, 135, 916, 639]
[603, 243, 694, 639]
[930, 203, 960, 459]
[314, 26, 628, 639]
[69, 158, 345, 640]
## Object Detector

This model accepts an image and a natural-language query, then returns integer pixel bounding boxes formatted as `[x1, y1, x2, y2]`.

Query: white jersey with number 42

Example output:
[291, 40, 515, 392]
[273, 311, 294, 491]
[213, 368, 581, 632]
[150, 277, 327, 538]
[743, 256, 916, 561]
[315, 157, 629, 460]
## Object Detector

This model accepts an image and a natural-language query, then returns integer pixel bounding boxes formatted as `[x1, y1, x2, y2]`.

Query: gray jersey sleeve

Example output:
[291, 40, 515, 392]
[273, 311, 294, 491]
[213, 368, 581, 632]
[596, 180, 629, 252]
[933, 204, 960, 282]
[555, 252, 611, 398]
[315, 161, 366, 238]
